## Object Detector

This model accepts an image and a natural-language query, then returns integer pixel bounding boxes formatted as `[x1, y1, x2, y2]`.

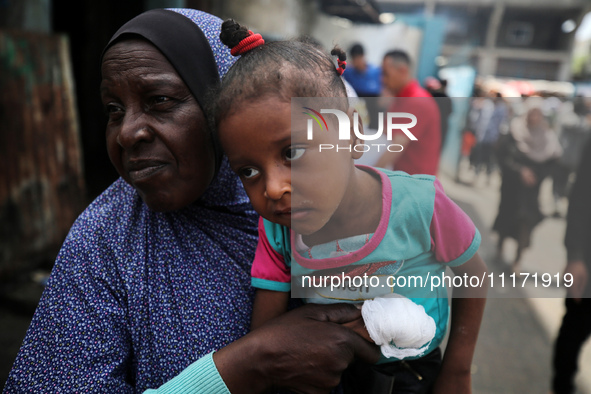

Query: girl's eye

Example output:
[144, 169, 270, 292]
[240, 167, 260, 179]
[286, 147, 305, 161]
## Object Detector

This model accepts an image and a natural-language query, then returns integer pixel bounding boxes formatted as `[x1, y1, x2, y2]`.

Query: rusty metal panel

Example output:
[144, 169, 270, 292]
[0, 30, 86, 276]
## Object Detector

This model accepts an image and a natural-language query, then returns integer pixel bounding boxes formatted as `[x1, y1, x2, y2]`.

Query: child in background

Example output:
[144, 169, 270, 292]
[213, 20, 487, 394]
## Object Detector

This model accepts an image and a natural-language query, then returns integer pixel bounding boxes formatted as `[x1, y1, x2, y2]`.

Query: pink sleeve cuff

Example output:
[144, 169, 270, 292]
[430, 179, 480, 264]
[251, 218, 291, 291]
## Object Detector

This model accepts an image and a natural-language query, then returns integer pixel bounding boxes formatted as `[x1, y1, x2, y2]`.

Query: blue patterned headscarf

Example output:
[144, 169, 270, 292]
[103, 8, 234, 179]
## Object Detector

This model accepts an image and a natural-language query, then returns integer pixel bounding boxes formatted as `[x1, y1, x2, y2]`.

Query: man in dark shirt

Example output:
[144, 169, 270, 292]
[552, 138, 591, 394]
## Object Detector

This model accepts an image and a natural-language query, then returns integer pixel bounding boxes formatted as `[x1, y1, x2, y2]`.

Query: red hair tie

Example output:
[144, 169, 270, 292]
[231, 30, 265, 56]
[336, 59, 347, 76]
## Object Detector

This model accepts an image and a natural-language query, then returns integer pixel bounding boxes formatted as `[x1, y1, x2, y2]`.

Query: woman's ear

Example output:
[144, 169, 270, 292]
[347, 107, 364, 160]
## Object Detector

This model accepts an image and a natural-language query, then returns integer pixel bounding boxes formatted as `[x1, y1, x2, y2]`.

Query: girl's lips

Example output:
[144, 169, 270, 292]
[274, 204, 314, 222]
[289, 208, 313, 221]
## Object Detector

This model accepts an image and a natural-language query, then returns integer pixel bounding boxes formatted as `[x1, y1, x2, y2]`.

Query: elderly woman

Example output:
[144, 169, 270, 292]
[4, 9, 377, 393]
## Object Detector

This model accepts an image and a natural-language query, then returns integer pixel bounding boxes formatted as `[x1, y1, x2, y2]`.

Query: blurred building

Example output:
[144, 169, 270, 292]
[573, 37, 591, 81]
[378, 0, 591, 81]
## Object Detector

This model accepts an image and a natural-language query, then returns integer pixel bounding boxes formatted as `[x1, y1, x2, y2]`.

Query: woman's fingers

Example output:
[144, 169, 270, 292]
[259, 303, 380, 391]
[300, 302, 362, 324]
[284, 303, 380, 363]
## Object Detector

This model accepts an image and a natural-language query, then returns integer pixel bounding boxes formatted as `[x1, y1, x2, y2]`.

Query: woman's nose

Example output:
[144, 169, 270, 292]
[116, 111, 154, 149]
[264, 168, 291, 201]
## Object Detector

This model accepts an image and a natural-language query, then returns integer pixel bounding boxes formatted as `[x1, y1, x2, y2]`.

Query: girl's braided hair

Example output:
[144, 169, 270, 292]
[211, 19, 349, 125]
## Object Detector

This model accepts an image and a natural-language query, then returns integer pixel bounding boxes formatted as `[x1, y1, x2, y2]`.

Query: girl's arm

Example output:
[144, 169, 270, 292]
[434, 252, 488, 394]
[251, 289, 290, 330]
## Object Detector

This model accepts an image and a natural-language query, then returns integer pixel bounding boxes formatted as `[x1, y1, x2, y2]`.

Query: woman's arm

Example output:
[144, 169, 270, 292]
[215, 303, 381, 394]
[142, 303, 379, 394]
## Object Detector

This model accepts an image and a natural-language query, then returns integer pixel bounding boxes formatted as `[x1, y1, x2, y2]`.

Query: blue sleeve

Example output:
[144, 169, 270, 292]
[4, 215, 135, 393]
[143, 352, 230, 394]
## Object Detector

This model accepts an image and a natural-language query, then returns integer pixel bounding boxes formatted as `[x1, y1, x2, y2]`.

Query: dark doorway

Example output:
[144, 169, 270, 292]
[52, 1, 144, 200]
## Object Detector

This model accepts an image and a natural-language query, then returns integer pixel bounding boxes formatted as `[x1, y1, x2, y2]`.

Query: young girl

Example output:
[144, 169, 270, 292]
[213, 20, 487, 393]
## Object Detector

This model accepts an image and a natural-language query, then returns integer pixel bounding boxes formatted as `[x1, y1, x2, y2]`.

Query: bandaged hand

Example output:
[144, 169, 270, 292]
[361, 294, 436, 359]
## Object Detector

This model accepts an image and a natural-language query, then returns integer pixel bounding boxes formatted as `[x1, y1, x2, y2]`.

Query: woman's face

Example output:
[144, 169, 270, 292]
[101, 39, 215, 211]
[527, 108, 544, 128]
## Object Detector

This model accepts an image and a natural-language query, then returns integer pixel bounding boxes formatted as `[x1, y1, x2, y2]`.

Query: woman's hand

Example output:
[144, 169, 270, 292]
[564, 260, 588, 302]
[520, 166, 537, 186]
[214, 303, 380, 394]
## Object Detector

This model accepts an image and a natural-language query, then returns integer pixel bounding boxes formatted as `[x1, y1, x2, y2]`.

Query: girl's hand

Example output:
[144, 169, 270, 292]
[342, 315, 375, 343]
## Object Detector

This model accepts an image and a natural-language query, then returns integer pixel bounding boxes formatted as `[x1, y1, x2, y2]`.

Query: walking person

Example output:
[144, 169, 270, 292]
[551, 137, 591, 394]
[473, 92, 508, 184]
[493, 103, 562, 268]
[375, 50, 441, 176]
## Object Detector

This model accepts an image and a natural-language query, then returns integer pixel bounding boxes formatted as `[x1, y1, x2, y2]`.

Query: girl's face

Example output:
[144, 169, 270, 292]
[218, 97, 359, 235]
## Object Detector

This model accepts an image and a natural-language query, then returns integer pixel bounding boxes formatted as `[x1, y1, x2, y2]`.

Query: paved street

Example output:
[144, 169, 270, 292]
[440, 167, 591, 394]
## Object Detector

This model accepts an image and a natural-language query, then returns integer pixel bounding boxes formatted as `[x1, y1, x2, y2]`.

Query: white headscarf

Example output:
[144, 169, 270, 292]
[510, 104, 563, 163]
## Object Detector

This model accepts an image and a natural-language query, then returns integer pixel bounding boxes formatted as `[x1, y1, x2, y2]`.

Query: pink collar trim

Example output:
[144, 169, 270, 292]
[292, 165, 392, 270]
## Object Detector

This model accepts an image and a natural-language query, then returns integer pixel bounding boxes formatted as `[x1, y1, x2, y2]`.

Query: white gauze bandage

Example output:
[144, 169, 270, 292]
[361, 293, 436, 359]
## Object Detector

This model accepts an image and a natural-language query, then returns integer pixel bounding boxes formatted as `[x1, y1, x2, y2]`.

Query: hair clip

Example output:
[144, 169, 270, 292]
[336, 59, 347, 76]
[231, 30, 265, 56]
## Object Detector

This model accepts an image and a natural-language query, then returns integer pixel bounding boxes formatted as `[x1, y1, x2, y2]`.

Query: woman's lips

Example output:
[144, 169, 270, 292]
[127, 160, 167, 182]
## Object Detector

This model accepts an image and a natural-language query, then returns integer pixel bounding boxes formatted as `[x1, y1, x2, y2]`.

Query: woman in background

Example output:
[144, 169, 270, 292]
[494, 102, 562, 268]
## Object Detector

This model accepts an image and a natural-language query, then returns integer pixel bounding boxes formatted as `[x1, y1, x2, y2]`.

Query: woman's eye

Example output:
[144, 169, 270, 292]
[153, 96, 171, 104]
[104, 103, 124, 119]
[285, 147, 305, 161]
[150, 96, 175, 108]
[240, 167, 260, 179]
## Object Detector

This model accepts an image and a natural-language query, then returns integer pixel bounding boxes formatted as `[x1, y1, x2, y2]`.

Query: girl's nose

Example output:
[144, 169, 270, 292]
[264, 168, 291, 201]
